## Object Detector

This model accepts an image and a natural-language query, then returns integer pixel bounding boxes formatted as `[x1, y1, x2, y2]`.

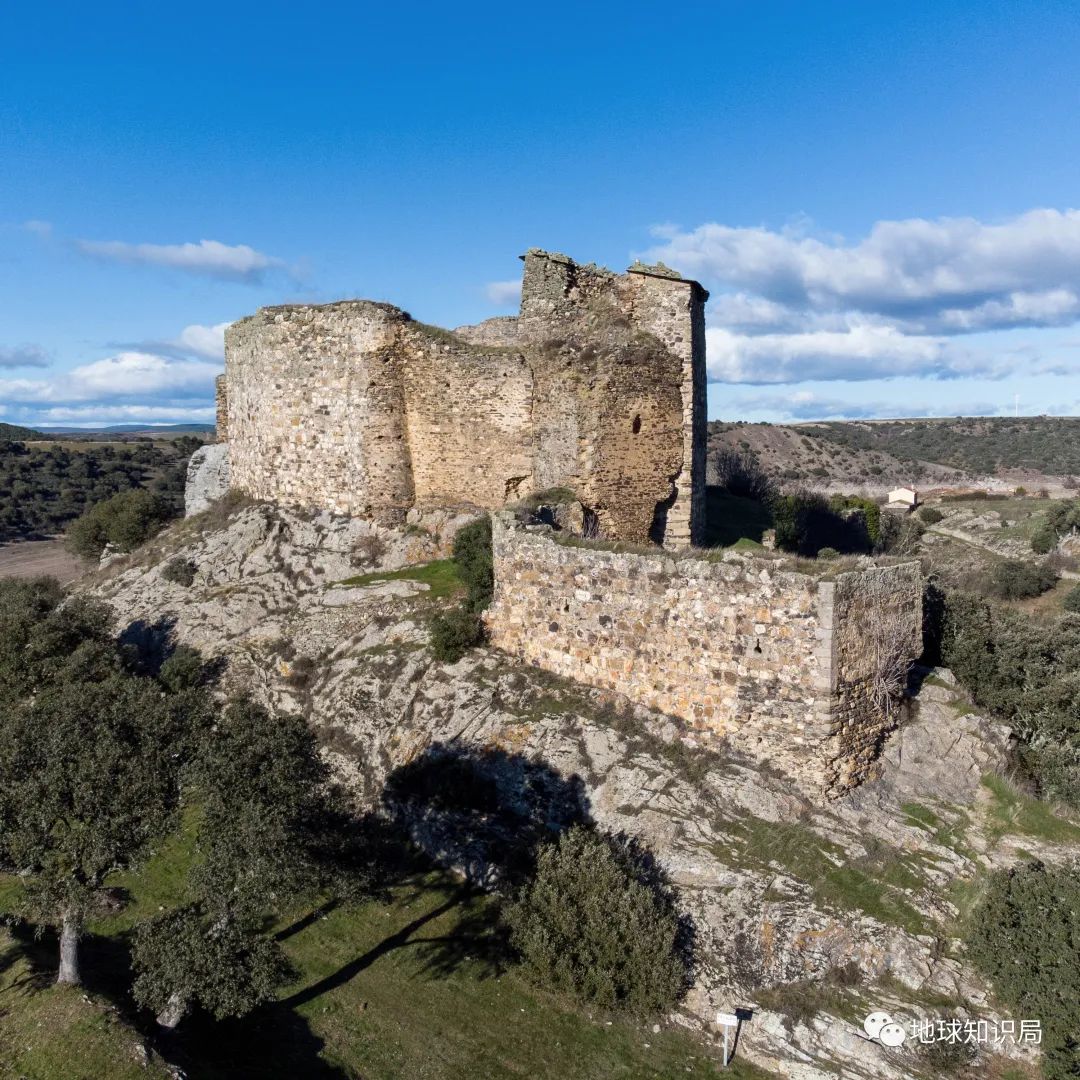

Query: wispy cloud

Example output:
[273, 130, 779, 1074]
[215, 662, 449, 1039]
[21, 220, 53, 238]
[0, 344, 50, 369]
[484, 280, 521, 307]
[75, 238, 286, 283]
[726, 389, 1001, 421]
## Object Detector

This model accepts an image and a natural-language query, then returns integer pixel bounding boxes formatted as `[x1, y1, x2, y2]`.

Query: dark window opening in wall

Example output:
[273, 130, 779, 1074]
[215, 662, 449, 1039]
[632, 414, 642, 434]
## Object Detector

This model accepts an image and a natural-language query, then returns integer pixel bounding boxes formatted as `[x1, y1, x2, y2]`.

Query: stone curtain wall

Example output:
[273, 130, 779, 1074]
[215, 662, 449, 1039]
[214, 374, 228, 442]
[223, 250, 707, 545]
[822, 563, 925, 793]
[485, 515, 923, 798]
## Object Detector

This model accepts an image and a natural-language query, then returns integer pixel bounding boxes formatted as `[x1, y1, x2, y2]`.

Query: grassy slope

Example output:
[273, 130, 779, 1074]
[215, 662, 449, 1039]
[0, 829, 771, 1080]
[338, 559, 463, 599]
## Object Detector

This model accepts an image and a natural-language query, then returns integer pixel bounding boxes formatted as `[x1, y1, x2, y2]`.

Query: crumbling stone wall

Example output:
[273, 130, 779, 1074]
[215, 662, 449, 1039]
[484, 514, 923, 798]
[214, 374, 228, 442]
[222, 249, 707, 546]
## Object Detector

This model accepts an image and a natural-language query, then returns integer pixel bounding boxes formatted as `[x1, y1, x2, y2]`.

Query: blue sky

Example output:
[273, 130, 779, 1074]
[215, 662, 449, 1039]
[3, 1, 1080, 426]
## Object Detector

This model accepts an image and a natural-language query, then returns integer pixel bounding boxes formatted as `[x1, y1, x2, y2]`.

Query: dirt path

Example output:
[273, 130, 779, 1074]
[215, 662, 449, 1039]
[0, 539, 87, 583]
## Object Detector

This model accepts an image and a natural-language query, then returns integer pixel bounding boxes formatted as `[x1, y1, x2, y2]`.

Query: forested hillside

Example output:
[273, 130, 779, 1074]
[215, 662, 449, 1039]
[809, 416, 1080, 476]
[0, 436, 202, 542]
[0, 422, 42, 441]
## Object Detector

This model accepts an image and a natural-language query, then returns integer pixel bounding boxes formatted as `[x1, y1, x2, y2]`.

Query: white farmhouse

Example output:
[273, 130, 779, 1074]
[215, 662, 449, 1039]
[886, 486, 919, 511]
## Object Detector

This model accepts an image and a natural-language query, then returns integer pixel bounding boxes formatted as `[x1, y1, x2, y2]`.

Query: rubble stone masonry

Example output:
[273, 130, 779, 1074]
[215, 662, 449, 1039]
[222, 249, 708, 546]
[485, 514, 923, 798]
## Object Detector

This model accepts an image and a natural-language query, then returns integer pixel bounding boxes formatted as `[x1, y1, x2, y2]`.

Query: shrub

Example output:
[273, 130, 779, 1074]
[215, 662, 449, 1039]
[988, 559, 1058, 600]
[711, 446, 774, 503]
[428, 516, 493, 662]
[1064, 585, 1080, 613]
[1032, 526, 1058, 554]
[503, 826, 690, 1015]
[772, 491, 868, 556]
[918, 506, 943, 525]
[816, 547, 839, 559]
[66, 489, 176, 559]
[830, 494, 881, 546]
[876, 511, 924, 555]
[967, 861, 1080, 1080]
[429, 607, 484, 663]
[452, 516, 494, 612]
[161, 556, 197, 587]
[350, 533, 387, 568]
[939, 591, 1080, 805]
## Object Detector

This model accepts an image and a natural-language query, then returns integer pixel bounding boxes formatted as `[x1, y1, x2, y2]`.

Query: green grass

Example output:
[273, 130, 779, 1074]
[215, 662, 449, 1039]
[981, 773, 1080, 844]
[0, 932, 172, 1080]
[899, 803, 976, 861]
[338, 559, 462, 599]
[722, 817, 933, 937]
[0, 844, 772, 1079]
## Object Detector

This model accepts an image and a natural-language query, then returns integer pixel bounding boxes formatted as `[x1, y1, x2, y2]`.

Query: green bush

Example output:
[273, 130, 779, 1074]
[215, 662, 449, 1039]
[1032, 526, 1058, 554]
[66, 489, 176, 559]
[918, 505, 943, 525]
[967, 861, 1080, 1080]
[428, 516, 493, 662]
[988, 559, 1058, 600]
[772, 491, 868, 556]
[940, 592, 1080, 805]
[429, 607, 484, 663]
[161, 556, 197, 587]
[1064, 585, 1080, 613]
[711, 446, 775, 503]
[452, 516, 494, 612]
[503, 826, 690, 1015]
[816, 546, 839, 559]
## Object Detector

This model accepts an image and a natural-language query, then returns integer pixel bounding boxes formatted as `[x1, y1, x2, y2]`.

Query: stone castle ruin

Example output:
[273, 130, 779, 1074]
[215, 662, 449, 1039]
[219, 249, 707, 548]
[206, 247, 924, 799]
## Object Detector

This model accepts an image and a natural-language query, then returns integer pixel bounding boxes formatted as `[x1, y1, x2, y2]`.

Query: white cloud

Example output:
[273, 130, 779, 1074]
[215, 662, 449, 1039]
[22, 220, 53, 238]
[647, 210, 1080, 330]
[644, 209, 1080, 385]
[0, 351, 221, 405]
[485, 280, 522, 307]
[703, 324, 1012, 384]
[76, 238, 285, 283]
[0, 344, 50, 369]
[174, 322, 228, 359]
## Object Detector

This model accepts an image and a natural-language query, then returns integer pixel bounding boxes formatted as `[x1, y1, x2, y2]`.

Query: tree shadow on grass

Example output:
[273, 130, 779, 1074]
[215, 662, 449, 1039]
[1, 912, 349, 1080]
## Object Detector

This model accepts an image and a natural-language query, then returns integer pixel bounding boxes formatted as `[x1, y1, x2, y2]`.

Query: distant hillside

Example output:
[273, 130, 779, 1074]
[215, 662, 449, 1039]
[0, 422, 42, 441]
[34, 422, 215, 436]
[707, 421, 964, 492]
[806, 416, 1080, 477]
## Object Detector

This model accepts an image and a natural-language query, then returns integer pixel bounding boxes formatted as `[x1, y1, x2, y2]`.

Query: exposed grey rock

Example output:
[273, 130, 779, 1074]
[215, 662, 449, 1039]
[881, 668, 1015, 804]
[81, 505, 1052, 1079]
[184, 443, 231, 516]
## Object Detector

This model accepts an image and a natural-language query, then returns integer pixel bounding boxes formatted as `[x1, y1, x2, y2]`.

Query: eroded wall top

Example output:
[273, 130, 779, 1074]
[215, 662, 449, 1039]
[223, 249, 708, 544]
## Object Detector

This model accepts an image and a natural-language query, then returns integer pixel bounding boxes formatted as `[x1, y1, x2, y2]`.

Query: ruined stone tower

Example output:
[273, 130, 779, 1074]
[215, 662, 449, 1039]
[220, 249, 708, 547]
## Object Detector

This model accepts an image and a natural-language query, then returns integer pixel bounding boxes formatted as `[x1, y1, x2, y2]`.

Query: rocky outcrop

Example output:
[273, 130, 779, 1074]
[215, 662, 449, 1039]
[82, 505, 1052, 1078]
[184, 443, 231, 517]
